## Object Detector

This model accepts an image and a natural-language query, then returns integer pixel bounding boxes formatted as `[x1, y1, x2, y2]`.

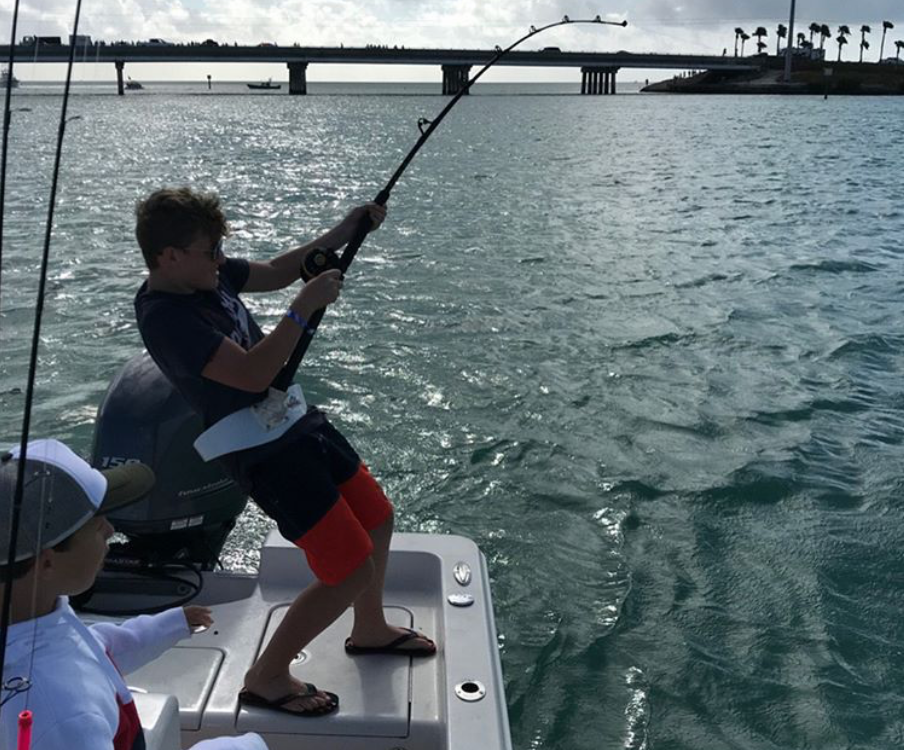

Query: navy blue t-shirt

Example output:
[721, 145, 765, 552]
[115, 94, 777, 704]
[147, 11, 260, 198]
[135, 258, 268, 428]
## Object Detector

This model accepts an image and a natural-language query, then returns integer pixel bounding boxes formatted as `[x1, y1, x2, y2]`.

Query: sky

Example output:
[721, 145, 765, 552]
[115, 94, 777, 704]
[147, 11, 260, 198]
[2, 0, 903, 82]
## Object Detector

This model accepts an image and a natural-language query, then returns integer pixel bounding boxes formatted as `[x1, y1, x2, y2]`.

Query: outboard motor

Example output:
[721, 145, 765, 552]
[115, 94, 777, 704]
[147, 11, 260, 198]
[75, 353, 248, 614]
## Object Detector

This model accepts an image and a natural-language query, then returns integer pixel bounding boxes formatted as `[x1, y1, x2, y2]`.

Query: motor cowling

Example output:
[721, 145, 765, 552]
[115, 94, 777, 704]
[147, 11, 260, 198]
[91, 352, 247, 569]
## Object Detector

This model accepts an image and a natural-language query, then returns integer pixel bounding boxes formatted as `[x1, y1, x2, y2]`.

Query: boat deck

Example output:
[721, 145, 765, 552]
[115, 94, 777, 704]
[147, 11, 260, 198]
[88, 533, 511, 750]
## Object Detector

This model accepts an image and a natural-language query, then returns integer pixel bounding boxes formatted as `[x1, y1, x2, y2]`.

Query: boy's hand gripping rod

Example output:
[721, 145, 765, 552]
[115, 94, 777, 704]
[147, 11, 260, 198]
[272, 15, 627, 391]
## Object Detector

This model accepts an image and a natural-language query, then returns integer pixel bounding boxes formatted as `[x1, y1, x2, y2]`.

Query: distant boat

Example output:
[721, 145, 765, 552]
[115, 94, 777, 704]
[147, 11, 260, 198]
[2, 69, 19, 89]
[247, 78, 281, 90]
[125, 78, 144, 90]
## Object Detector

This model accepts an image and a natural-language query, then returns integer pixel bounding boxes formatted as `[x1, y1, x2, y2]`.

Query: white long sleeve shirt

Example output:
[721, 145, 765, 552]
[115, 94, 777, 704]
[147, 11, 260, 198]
[1, 597, 265, 750]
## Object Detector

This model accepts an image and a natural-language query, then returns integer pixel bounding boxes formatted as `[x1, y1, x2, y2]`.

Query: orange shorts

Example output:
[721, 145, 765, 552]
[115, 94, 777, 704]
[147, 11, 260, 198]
[295, 464, 394, 585]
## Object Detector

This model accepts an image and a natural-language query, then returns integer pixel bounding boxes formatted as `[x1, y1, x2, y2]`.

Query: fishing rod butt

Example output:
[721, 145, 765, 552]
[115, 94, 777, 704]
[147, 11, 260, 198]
[16, 710, 32, 750]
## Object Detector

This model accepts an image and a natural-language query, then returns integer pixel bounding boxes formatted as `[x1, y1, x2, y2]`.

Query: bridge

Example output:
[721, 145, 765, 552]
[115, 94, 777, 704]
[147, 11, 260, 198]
[0, 43, 761, 95]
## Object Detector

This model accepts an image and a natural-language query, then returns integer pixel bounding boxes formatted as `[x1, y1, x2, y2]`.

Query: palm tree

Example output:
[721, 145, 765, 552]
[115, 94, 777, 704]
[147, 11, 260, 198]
[753, 26, 768, 53]
[797, 31, 806, 47]
[880, 21, 895, 61]
[734, 27, 745, 57]
[777, 24, 787, 55]
[808, 22, 821, 47]
[836, 34, 848, 62]
[838, 24, 852, 61]
[860, 25, 871, 62]
[740, 32, 751, 57]
[819, 24, 832, 53]
[896, 40, 904, 61]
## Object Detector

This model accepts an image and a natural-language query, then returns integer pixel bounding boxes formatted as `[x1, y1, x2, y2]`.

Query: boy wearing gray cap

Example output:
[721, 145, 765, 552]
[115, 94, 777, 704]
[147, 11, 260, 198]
[0, 438, 267, 750]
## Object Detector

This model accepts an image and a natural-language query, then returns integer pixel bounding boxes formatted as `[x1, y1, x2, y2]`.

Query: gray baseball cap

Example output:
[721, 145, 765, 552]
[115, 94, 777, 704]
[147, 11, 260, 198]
[0, 439, 155, 563]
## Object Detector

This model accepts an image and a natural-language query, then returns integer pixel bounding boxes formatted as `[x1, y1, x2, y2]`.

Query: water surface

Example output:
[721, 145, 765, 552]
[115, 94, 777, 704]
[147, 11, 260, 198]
[2, 85, 903, 750]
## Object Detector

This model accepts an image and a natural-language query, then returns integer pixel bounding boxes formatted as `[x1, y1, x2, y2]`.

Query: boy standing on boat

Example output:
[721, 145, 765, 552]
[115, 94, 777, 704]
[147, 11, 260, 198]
[133, 187, 435, 717]
[0, 438, 267, 749]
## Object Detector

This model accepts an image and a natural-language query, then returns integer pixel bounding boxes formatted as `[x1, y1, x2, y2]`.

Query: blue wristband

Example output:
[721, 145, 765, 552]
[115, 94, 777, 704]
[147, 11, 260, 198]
[285, 309, 314, 334]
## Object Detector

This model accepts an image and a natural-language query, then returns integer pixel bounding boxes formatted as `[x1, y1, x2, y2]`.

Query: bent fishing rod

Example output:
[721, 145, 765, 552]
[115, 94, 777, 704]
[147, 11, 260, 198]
[0, 0, 85, 732]
[273, 15, 627, 391]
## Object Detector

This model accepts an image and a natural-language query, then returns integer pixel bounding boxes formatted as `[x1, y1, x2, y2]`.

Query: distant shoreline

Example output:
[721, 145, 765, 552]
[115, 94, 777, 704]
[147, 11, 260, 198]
[643, 56, 904, 95]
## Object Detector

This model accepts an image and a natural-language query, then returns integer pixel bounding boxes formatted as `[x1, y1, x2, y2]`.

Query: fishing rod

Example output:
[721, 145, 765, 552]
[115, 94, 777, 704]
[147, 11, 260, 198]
[273, 15, 627, 391]
[0, 0, 85, 731]
[0, 0, 23, 313]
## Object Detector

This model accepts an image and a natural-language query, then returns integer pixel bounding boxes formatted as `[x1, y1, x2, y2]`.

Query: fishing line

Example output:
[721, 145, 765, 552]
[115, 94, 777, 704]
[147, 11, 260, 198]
[273, 15, 627, 391]
[0, 0, 85, 722]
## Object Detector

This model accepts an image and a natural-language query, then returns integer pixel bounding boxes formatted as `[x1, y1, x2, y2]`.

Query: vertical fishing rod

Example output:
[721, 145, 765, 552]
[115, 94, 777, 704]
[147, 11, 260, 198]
[0, 0, 85, 725]
[273, 15, 627, 391]
[0, 0, 23, 312]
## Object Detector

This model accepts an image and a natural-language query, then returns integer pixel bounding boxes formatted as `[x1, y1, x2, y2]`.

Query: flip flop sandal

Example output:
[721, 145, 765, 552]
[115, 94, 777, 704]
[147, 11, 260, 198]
[345, 627, 437, 656]
[238, 683, 339, 716]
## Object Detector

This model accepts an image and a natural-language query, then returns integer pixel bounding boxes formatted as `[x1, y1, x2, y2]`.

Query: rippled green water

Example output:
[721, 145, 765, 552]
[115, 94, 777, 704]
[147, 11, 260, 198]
[2, 86, 904, 749]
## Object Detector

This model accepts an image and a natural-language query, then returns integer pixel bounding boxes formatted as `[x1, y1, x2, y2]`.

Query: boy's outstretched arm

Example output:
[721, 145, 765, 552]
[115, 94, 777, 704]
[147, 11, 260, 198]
[243, 203, 386, 292]
[89, 608, 190, 675]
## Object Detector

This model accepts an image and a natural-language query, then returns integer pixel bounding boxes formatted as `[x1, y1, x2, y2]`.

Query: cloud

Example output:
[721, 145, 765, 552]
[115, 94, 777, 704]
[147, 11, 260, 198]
[5, 0, 902, 46]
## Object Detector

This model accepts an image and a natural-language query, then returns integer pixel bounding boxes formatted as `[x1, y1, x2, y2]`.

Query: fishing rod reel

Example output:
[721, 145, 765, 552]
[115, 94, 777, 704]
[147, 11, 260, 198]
[301, 246, 342, 281]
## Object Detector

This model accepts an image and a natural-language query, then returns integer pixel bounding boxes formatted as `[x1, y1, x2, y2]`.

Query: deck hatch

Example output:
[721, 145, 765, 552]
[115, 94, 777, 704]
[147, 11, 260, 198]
[126, 646, 224, 731]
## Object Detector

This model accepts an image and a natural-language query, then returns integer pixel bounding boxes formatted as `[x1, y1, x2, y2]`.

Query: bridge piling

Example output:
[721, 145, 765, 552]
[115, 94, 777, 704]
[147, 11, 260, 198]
[288, 62, 308, 94]
[581, 66, 619, 95]
[115, 60, 124, 96]
[441, 64, 471, 95]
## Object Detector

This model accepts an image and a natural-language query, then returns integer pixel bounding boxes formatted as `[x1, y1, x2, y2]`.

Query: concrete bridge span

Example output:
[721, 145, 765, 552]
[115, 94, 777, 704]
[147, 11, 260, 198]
[0, 43, 761, 95]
